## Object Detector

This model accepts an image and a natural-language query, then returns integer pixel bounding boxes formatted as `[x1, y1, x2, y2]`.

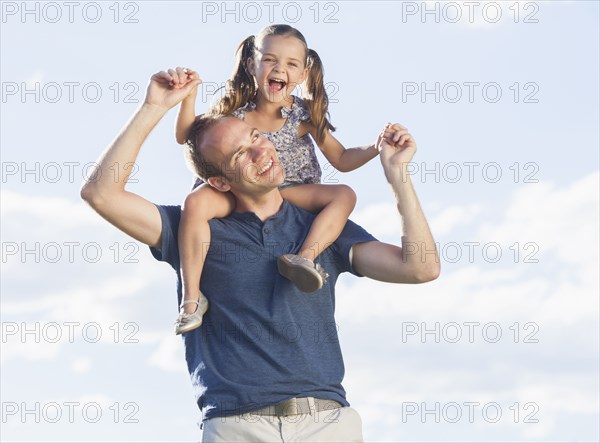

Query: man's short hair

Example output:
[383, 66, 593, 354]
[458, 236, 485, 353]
[185, 113, 227, 181]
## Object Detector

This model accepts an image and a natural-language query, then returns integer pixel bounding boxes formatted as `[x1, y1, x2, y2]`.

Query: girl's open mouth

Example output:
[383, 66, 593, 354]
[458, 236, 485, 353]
[268, 79, 286, 92]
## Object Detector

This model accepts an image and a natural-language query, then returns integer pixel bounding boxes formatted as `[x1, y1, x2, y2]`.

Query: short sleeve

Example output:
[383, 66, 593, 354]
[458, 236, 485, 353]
[292, 97, 310, 122]
[328, 219, 378, 277]
[232, 101, 256, 120]
[231, 108, 245, 120]
[283, 96, 310, 126]
[149, 204, 182, 271]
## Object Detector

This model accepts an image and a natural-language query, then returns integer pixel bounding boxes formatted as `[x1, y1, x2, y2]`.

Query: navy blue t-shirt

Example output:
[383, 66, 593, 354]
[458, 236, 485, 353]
[150, 201, 377, 420]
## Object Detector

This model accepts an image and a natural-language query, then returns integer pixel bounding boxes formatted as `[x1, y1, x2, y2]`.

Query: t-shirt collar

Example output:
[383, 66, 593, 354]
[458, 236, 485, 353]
[229, 200, 290, 224]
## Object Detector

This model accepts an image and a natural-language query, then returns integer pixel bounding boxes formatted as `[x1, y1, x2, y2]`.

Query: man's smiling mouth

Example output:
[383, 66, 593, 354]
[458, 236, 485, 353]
[257, 158, 274, 175]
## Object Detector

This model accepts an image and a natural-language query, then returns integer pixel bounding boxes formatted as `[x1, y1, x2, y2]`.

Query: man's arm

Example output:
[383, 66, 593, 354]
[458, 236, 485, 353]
[80, 68, 201, 248]
[351, 123, 441, 283]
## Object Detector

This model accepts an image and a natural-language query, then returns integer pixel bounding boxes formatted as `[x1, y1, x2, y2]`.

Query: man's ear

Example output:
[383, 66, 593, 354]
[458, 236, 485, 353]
[207, 176, 231, 193]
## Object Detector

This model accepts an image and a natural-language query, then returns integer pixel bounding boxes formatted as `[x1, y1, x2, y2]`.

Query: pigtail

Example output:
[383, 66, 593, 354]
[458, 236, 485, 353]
[211, 35, 257, 116]
[303, 48, 335, 145]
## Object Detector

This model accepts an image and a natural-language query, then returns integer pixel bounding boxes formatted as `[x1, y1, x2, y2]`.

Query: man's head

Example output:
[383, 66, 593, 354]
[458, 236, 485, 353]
[185, 115, 285, 197]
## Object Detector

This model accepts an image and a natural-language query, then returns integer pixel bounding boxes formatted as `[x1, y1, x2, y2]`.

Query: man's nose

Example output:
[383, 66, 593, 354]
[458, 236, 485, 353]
[252, 145, 270, 163]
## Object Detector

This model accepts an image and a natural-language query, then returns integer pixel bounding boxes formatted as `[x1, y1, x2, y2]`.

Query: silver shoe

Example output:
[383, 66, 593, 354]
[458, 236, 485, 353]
[277, 254, 329, 293]
[174, 294, 209, 335]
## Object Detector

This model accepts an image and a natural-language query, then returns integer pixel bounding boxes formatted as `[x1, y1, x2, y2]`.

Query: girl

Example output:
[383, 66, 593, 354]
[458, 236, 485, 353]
[173, 24, 379, 334]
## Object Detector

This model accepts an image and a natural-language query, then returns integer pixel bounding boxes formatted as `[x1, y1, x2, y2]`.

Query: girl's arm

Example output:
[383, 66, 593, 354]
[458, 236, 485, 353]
[175, 69, 202, 144]
[303, 122, 379, 172]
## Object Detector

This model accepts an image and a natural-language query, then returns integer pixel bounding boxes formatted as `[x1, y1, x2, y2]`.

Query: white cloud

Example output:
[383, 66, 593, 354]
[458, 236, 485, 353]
[2, 276, 149, 317]
[147, 334, 188, 374]
[71, 357, 92, 374]
[339, 171, 599, 333]
[479, 172, 599, 266]
[346, 365, 598, 441]
[337, 172, 599, 441]
[351, 201, 400, 240]
[430, 204, 483, 237]
[1, 189, 101, 230]
[0, 333, 62, 364]
[25, 71, 45, 90]
[76, 393, 114, 410]
[1, 191, 175, 363]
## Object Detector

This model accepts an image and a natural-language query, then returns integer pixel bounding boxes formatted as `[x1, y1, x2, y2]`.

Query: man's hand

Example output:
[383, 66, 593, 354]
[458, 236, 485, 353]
[377, 123, 416, 184]
[145, 67, 202, 111]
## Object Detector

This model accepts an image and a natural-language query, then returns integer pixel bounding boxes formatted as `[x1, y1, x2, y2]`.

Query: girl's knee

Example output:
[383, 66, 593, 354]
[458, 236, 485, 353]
[183, 190, 209, 212]
[335, 184, 357, 208]
[183, 188, 234, 218]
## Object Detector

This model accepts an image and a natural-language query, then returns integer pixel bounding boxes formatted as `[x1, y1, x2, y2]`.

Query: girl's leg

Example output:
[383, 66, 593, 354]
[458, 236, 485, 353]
[279, 184, 356, 291]
[281, 184, 357, 261]
[177, 184, 235, 334]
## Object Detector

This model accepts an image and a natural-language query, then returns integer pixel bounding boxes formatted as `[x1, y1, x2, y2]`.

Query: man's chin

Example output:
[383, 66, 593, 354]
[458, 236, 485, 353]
[265, 168, 285, 188]
[234, 176, 284, 194]
[262, 177, 285, 190]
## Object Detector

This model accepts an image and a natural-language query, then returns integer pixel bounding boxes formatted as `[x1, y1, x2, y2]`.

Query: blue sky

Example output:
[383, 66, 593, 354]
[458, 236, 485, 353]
[1, 1, 598, 441]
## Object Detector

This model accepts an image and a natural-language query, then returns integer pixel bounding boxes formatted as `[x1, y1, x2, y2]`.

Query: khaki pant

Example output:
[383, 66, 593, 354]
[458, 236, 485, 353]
[202, 406, 363, 442]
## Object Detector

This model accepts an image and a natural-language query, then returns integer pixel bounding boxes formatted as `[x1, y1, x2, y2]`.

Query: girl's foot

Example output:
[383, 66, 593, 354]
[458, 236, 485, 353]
[277, 254, 329, 292]
[174, 293, 209, 335]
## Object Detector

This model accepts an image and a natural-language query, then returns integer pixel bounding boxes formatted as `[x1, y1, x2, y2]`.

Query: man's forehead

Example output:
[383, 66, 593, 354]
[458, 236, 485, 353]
[204, 117, 250, 149]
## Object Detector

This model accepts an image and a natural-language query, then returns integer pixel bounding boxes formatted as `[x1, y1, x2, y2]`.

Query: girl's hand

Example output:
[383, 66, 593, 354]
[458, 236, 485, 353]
[377, 123, 417, 182]
[168, 67, 202, 97]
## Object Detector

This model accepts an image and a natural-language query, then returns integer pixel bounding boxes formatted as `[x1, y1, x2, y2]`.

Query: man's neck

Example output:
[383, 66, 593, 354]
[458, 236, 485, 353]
[233, 189, 285, 222]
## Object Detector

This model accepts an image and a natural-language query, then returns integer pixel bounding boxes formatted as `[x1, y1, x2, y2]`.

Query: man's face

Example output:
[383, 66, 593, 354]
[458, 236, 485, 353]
[201, 117, 285, 195]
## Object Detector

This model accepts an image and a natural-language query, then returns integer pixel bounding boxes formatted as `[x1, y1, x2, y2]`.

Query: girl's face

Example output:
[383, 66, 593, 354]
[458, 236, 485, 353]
[248, 34, 309, 104]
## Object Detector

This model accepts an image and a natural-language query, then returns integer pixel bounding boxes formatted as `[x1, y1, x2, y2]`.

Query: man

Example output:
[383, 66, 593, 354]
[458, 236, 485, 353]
[81, 69, 440, 442]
